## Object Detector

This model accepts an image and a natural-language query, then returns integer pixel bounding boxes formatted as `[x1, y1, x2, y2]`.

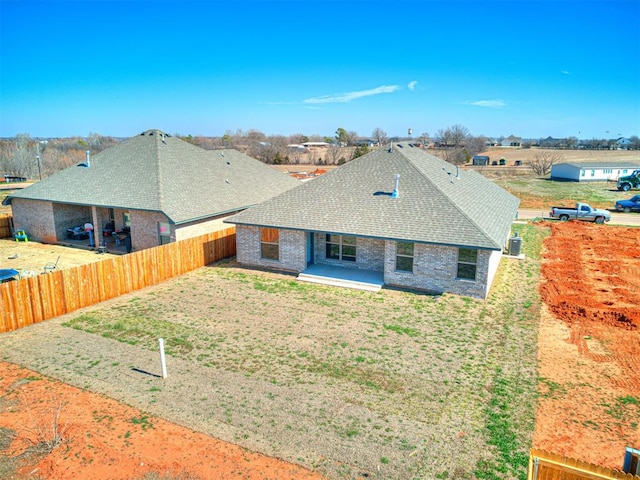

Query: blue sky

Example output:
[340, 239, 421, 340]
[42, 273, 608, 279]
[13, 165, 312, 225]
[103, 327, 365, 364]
[1, 0, 639, 140]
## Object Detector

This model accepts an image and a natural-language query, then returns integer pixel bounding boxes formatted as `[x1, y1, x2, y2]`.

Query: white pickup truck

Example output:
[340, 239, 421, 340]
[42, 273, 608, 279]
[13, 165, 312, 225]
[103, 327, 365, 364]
[549, 202, 611, 224]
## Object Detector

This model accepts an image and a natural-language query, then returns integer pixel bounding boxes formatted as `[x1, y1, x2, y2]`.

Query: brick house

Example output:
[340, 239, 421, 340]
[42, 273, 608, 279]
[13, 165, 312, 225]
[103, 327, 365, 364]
[3, 129, 300, 251]
[225, 143, 520, 299]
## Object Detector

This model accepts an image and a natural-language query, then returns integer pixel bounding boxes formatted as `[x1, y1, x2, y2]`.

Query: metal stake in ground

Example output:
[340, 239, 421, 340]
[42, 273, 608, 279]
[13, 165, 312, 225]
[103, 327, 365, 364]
[159, 338, 168, 379]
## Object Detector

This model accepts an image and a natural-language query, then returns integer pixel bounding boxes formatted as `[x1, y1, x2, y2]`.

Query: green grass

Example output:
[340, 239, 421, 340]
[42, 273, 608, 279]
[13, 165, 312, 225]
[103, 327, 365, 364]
[494, 177, 624, 210]
[59, 227, 547, 479]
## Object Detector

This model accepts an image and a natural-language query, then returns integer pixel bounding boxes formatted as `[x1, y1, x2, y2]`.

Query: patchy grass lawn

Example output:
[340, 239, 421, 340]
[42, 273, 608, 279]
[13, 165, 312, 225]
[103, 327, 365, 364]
[53, 223, 545, 479]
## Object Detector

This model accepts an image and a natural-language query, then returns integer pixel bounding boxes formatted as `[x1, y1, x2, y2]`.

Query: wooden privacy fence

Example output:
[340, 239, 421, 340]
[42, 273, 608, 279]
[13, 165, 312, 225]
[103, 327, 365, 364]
[0, 228, 236, 333]
[529, 449, 640, 480]
[0, 214, 13, 238]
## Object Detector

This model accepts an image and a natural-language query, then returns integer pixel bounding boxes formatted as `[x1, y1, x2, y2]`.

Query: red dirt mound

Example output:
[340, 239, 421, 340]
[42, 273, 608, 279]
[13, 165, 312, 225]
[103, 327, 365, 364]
[535, 221, 640, 468]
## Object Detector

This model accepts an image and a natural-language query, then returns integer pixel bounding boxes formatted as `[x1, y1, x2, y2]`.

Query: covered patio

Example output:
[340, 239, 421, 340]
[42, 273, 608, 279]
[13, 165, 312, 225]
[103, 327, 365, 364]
[297, 264, 384, 292]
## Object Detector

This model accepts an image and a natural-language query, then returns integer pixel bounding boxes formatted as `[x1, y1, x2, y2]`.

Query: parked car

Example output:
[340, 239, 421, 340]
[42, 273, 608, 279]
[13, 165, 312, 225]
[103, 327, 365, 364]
[549, 202, 611, 224]
[66, 226, 89, 240]
[615, 195, 640, 213]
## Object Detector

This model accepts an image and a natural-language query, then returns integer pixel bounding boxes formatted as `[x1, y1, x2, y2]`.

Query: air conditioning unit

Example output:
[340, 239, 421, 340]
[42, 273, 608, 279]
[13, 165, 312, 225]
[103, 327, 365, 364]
[508, 233, 522, 257]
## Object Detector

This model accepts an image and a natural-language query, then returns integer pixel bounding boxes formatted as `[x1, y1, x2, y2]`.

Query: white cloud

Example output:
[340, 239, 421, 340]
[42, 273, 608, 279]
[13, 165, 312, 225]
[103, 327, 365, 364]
[303, 85, 399, 104]
[407, 80, 418, 91]
[467, 99, 507, 109]
[562, 70, 571, 75]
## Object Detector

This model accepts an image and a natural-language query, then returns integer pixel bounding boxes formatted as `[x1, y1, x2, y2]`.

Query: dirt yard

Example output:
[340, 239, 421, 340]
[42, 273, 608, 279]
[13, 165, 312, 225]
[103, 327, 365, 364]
[0, 362, 322, 480]
[0, 221, 639, 479]
[0, 238, 117, 276]
[534, 222, 640, 468]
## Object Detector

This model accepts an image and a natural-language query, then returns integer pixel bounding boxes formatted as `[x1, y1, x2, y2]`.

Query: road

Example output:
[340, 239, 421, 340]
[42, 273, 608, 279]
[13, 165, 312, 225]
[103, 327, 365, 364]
[517, 209, 640, 226]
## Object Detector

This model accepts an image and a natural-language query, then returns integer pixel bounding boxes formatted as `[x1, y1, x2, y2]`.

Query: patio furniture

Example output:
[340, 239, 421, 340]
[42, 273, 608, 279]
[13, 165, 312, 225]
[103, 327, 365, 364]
[14, 230, 28, 242]
[43, 256, 60, 273]
[0, 269, 20, 283]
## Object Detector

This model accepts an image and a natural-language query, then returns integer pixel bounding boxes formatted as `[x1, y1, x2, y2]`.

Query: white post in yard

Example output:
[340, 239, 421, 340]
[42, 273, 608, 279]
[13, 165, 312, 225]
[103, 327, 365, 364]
[159, 338, 168, 379]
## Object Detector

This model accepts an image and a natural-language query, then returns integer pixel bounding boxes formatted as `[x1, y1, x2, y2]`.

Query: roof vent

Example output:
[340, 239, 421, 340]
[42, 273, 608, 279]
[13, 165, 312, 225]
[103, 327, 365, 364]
[456, 165, 460, 179]
[388, 143, 393, 153]
[391, 174, 400, 198]
[77, 150, 90, 168]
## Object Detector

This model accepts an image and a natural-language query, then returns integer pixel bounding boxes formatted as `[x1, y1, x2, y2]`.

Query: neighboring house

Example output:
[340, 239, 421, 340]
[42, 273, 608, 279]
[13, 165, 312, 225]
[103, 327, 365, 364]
[550, 162, 640, 182]
[501, 135, 522, 147]
[3, 129, 300, 251]
[225, 143, 520, 299]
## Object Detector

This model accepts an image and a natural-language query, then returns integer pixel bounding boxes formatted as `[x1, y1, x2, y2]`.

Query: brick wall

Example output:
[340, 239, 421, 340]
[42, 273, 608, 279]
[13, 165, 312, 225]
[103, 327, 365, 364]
[236, 225, 306, 272]
[11, 199, 57, 243]
[384, 242, 492, 298]
[129, 210, 170, 251]
[236, 226, 496, 298]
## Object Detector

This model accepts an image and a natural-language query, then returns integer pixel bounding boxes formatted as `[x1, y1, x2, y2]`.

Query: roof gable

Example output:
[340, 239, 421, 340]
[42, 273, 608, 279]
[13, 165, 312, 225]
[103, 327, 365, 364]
[227, 144, 519, 250]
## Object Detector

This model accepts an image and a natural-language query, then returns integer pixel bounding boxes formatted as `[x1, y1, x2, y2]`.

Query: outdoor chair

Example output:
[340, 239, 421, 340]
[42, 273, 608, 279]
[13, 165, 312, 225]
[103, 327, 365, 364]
[43, 256, 60, 273]
[14, 230, 28, 242]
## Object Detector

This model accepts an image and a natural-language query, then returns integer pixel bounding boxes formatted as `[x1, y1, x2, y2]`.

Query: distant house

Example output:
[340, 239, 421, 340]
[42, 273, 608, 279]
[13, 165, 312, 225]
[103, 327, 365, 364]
[355, 139, 377, 147]
[287, 144, 308, 152]
[3, 129, 300, 251]
[501, 135, 522, 147]
[472, 155, 490, 166]
[539, 136, 563, 148]
[616, 137, 633, 150]
[225, 143, 519, 299]
[301, 142, 331, 148]
[550, 162, 640, 182]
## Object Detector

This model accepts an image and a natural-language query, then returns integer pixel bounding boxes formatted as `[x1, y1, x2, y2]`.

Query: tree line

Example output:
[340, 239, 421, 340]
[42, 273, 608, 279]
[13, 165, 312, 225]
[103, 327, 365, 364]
[2, 125, 635, 181]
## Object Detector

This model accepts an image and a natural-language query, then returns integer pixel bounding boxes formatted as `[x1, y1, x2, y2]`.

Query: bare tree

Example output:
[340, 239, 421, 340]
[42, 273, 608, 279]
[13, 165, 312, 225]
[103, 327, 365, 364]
[434, 125, 471, 165]
[465, 136, 487, 158]
[12, 134, 38, 178]
[530, 151, 563, 176]
[371, 127, 387, 146]
[248, 134, 288, 164]
[325, 145, 345, 165]
[289, 133, 308, 145]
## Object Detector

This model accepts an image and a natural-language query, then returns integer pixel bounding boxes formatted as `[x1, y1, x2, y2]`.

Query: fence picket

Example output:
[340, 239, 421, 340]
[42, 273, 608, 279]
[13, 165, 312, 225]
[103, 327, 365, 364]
[529, 449, 640, 480]
[1, 228, 236, 333]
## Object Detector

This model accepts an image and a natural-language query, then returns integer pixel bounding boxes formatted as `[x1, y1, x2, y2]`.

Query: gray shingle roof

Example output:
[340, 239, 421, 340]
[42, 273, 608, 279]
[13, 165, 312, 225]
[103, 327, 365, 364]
[4, 130, 300, 224]
[226, 144, 520, 250]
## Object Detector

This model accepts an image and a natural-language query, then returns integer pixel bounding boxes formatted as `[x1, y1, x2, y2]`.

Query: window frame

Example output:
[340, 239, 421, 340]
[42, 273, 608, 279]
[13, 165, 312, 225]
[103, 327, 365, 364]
[395, 241, 414, 273]
[457, 247, 478, 281]
[260, 227, 279, 261]
[325, 234, 356, 262]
